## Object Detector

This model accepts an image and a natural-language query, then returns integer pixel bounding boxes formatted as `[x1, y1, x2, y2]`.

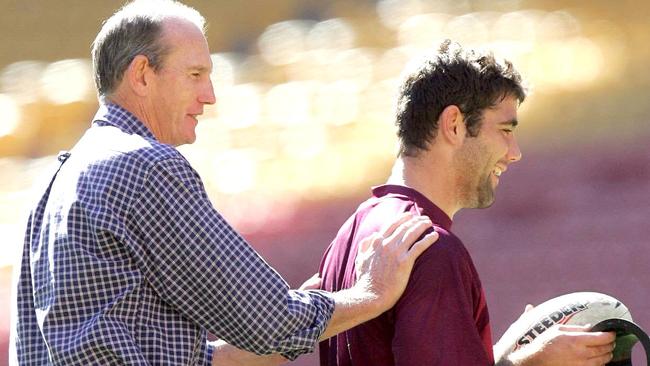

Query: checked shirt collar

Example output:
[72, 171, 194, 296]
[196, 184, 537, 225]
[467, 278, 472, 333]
[92, 102, 157, 141]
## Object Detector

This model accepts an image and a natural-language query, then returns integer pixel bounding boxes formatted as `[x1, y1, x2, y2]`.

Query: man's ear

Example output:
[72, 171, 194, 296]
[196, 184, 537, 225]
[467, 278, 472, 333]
[438, 105, 466, 146]
[124, 55, 153, 97]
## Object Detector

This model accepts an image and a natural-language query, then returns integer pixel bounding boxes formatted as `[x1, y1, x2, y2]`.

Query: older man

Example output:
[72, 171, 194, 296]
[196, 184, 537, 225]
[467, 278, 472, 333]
[10, 1, 437, 365]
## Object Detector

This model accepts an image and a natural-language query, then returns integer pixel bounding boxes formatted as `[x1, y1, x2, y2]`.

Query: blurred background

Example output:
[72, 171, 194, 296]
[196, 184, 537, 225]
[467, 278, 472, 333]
[0, 0, 648, 364]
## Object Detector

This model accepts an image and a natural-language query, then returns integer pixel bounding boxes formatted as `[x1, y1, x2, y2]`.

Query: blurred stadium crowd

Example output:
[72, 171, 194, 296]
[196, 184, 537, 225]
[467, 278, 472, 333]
[1, 1, 649, 365]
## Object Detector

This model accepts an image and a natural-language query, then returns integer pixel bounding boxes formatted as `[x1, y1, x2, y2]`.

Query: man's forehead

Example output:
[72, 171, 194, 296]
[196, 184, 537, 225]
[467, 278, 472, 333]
[482, 96, 519, 124]
[159, 17, 208, 50]
[160, 16, 205, 37]
[159, 18, 212, 68]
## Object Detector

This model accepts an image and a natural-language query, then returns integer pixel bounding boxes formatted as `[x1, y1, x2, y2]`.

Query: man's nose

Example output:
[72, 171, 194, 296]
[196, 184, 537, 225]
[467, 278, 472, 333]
[508, 136, 522, 163]
[200, 78, 216, 105]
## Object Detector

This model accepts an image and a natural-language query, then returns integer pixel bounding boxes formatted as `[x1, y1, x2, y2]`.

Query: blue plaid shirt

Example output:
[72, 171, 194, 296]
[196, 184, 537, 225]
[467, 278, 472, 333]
[11, 103, 334, 365]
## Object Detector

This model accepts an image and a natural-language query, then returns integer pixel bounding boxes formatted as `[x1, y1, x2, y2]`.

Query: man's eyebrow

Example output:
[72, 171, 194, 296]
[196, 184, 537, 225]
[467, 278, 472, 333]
[498, 119, 519, 127]
[189, 65, 211, 73]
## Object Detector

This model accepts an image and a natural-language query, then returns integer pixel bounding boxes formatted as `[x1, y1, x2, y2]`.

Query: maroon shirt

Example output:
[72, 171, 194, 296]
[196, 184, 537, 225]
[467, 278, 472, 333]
[319, 185, 493, 365]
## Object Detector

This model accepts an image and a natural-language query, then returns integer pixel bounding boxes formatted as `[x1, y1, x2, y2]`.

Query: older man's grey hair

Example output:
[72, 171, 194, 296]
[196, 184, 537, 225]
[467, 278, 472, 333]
[91, 0, 206, 98]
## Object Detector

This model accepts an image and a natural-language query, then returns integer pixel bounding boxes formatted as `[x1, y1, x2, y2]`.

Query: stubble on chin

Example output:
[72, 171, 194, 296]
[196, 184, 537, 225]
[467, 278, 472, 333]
[453, 144, 495, 210]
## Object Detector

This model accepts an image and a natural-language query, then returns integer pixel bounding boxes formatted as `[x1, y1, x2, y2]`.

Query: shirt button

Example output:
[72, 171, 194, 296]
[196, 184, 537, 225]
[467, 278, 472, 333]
[57, 151, 71, 162]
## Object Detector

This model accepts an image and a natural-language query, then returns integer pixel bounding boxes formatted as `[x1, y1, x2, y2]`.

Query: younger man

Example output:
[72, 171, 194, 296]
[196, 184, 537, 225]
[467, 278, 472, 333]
[318, 40, 615, 366]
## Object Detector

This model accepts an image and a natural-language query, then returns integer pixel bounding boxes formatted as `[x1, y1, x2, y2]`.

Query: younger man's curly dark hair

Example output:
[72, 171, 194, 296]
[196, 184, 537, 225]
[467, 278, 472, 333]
[396, 40, 527, 157]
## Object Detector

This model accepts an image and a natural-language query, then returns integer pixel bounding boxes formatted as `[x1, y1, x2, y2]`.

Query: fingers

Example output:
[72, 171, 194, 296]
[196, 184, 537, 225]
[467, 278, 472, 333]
[351, 212, 436, 311]
[556, 326, 616, 365]
[557, 325, 617, 346]
[582, 331, 616, 346]
[379, 212, 414, 237]
[358, 232, 382, 254]
[519, 325, 616, 366]
[587, 351, 614, 366]
[381, 214, 436, 266]
[384, 215, 432, 250]
[558, 324, 592, 332]
[355, 234, 381, 282]
[586, 341, 616, 359]
[405, 231, 439, 259]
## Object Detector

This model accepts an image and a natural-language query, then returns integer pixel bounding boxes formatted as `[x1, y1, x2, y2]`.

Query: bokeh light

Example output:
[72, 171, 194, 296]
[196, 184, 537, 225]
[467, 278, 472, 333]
[0, 94, 20, 137]
[527, 37, 604, 90]
[397, 13, 451, 50]
[217, 83, 263, 129]
[210, 53, 237, 95]
[265, 81, 313, 125]
[0, 3, 629, 235]
[0, 61, 46, 104]
[211, 149, 258, 194]
[40, 59, 94, 104]
[492, 10, 545, 42]
[313, 80, 360, 126]
[444, 12, 493, 45]
[258, 20, 313, 65]
[306, 18, 356, 51]
[376, 0, 424, 30]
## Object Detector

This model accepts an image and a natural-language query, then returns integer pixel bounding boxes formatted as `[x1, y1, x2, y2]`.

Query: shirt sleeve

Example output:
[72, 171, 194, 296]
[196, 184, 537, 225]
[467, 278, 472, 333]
[126, 157, 334, 359]
[390, 234, 491, 365]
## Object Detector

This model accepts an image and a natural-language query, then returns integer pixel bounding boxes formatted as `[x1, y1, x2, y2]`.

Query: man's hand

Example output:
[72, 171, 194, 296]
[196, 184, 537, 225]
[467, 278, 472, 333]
[211, 213, 438, 364]
[211, 340, 287, 366]
[320, 213, 438, 340]
[354, 212, 438, 311]
[497, 324, 616, 366]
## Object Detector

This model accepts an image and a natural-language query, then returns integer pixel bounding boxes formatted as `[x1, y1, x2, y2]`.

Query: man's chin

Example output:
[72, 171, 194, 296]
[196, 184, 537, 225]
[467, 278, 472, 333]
[475, 189, 496, 209]
[477, 200, 495, 209]
[176, 132, 197, 146]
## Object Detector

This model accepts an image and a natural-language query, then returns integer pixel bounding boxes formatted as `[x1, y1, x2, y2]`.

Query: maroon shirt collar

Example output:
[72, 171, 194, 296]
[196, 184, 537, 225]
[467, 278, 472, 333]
[371, 184, 452, 231]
